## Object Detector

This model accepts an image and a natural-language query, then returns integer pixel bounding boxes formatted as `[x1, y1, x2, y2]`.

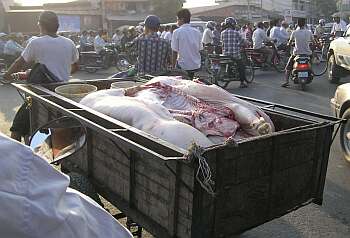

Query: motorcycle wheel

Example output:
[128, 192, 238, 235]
[116, 55, 132, 72]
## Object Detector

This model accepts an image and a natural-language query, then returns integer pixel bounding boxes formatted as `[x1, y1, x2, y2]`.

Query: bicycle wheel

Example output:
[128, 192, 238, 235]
[312, 51, 327, 76]
[214, 68, 231, 89]
[272, 55, 286, 73]
[244, 60, 255, 83]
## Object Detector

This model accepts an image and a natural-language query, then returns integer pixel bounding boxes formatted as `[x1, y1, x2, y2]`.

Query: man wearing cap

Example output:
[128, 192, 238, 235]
[4, 11, 79, 142]
[171, 9, 202, 79]
[111, 15, 171, 78]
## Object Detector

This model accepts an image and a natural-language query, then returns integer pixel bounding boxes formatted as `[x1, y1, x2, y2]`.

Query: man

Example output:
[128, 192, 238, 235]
[172, 8, 202, 79]
[314, 19, 326, 38]
[0, 133, 133, 238]
[253, 22, 273, 64]
[87, 30, 95, 44]
[202, 21, 215, 46]
[270, 19, 284, 48]
[79, 30, 89, 51]
[4, 11, 79, 142]
[164, 24, 177, 43]
[94, 30, 107, 54]
[278, 21, 290, 50]
[331, 15, 347, 35]
[161, 25, 170, 39]
[213, 23, 222, 54]
[0, 33, 7, 56]
[112, 29, 122, 45]
[221, 17, 248, 88]
[282, 18, 315, 87]
[111, 15, 171, 78]
[3, 34, 24, 63]
[245, 23, 253, 44]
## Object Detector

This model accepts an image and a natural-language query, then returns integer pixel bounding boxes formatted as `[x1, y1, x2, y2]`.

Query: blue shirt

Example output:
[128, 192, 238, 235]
[135, 33, 171, 75]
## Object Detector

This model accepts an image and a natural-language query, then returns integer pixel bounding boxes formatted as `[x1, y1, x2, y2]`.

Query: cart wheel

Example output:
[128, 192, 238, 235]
[340, 108, 350, 163]
[68, 172, 103, 206]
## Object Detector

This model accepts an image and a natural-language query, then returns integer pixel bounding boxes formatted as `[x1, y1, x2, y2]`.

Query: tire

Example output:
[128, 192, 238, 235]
[328, 54, 340, 84]
[301, 82, 306, 91]
[68, 172, 103, 206]
[244, 61, 255, 83]
[340, 108, 350, 163]
[272, 55, 286, 73]
[312, 51, 327, 76]
[116, 55, 132, 72]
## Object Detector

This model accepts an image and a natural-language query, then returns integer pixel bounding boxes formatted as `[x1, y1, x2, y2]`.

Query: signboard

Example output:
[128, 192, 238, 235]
[58, 15, 81, 32]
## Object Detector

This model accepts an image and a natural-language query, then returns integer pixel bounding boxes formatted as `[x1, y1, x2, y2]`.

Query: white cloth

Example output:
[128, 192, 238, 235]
[21, 35, 79, 82]
[331, 20, 347, 34]
[160, 31, 167, 39]
[94, 35, 106, 53]
[252, 28, 269, 49]
[279, 27, 289, 46]
[202, 28, 214, 45]
[0, 133, 133, 238]
[4, 40, 24, 56]
[171, 24, 202, 71]
[112, 33, 121, 45]
[290, 28, 313, 56]
[164, 32, 172, 42]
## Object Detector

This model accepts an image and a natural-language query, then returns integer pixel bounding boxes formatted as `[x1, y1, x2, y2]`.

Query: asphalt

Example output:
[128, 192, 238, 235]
[0, 68, 349, 237]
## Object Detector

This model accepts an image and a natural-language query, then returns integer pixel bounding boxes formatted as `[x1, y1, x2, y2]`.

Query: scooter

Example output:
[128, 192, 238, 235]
[291, 55, 313, 91]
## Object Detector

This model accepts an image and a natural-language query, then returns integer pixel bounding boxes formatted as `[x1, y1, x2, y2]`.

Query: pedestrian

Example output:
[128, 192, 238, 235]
[221, 17, 248, 88]
[112, 29, 122, 45]
[171, 8, 202, 79]
[3, 34, 24, 64]
[164, 25, 177, 43]
[4, 11, 79, 142]
[202, 21, 215, 46]
[252, 22, 273, 64]
[245, 23, 253, 44]
[0, 33, 8, 56]
[161, 25, 170, 39]
[79, 30, 89, 51]
[331, 15, 347, 35]
[94, 29, 107, 54]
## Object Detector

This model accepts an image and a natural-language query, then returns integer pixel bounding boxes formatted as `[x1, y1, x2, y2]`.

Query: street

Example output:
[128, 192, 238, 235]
[0, 69, 349, 237]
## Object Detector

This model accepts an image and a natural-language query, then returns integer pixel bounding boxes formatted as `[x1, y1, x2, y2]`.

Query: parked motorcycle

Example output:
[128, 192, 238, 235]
[290, 55, 313, 91]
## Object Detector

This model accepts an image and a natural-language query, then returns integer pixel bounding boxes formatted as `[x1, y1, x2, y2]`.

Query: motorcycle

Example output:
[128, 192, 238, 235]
[290, 55, 313, 91]
[207, 53, 255, 89]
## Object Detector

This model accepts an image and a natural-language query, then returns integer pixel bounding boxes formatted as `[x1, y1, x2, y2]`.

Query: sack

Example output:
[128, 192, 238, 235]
[27, 63, 60, 84]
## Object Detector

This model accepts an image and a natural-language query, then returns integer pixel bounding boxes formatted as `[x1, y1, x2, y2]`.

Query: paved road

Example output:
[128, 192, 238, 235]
[0, 69, 349, 237]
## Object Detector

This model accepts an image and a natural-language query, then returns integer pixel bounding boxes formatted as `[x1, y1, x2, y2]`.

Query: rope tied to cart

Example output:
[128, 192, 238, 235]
[185, 142, 216, 197]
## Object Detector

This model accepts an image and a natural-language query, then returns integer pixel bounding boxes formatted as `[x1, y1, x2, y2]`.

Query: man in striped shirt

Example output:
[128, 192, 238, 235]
[221, 17, 248, 88]
[112, 15, 171, 78]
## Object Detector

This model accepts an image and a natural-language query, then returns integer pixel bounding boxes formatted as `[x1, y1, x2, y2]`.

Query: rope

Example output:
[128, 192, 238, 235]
[185, 143, 216, 197]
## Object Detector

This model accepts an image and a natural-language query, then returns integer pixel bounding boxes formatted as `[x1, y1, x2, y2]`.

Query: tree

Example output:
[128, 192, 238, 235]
[150, 0, 184, 23]
[311, 0, 337, 19]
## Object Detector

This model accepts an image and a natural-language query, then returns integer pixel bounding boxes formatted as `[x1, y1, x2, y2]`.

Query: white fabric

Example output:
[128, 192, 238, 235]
[0, 133, 133, 238]
[21, 35, 79, 82]
[112, 33, 121, 45]
[164, 32, 172, 42]
[279, 27, 289, 46]
[290, 28, 313, 56]
[160, 31, 167, 39]
[171, 24, 202, 71]
[94, 35, 106, 53]
[4, 40, 23, 56]
[253, 28, 269, 49]
[331, 20, 347, 34]
[202, 28, 214, 45]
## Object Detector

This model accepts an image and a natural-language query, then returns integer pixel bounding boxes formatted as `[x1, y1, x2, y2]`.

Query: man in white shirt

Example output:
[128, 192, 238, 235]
[164, 25, 176, 42]
[253, 22, 273, 64]
[112, 29, 122, 45]
[282, 18, 315, 87]
[94, 30, 107, 53]
[0, 133, 133, 238]
[331, 16, 347, 35]
[278, 21, 290, 50]
[202, 21, 215, 46]
[161, 25, 169, 39]
[172, 8, 202, 79]
[4, 11, 79, 142]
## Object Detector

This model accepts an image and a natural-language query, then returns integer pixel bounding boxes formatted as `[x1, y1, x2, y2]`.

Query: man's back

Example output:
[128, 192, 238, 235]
[222, 28, 244, 58]
[22, 35, 78, 81]
[136, 33, 170, 75]
[291, 28, 313, 56]
[171, 24, 202, 71]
